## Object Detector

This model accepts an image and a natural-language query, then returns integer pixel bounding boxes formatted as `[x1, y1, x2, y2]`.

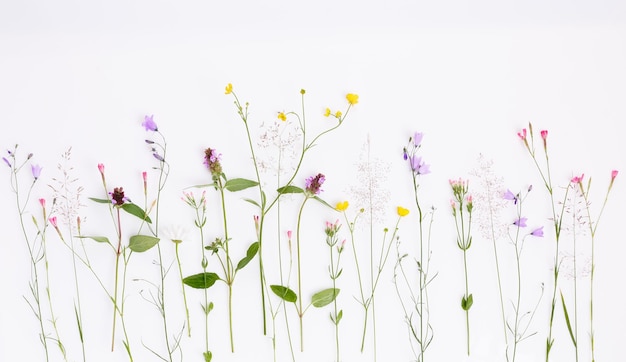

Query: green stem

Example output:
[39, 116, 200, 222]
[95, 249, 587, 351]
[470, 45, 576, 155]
[218, 180, 235, 353]
[111, 207, 122, 351]
[295, 197, 309, 352]
[176, 243, 191, 337]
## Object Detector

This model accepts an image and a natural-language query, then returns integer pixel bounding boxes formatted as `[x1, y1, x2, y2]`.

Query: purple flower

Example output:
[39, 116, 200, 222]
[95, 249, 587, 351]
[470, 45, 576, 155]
[109, 187, 129, 206]
[2, 157, 10, 167]
[530, 226, 544, 237]
[31, 164, 42, 180]
[503, 189, 518, 204]
[410, 155, 430, 175]
[153, 153, 165, 162]
[305, 173, 325, 195]
[413, 132, 424, 147]
[513, 217, 527, 227]
[142, 115, 158, 132]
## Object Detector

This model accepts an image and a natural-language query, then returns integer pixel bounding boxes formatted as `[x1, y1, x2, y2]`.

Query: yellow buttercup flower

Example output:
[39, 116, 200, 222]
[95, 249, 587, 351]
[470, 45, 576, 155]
[346, 93, 359, 105]
[397, 206, 410, 217]
[335, 110, 342, 118]
[278, 112, 287, 122]
[225, 83, 233, 94]
[335, 201, 349, 211]
[324, 108, 331, 117]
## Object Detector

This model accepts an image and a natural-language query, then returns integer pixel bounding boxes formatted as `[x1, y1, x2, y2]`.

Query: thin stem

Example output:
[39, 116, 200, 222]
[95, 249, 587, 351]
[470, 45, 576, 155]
[295, 197, 309, 352]
[111, 207, 122, 351]
[175, 243, 191, 337]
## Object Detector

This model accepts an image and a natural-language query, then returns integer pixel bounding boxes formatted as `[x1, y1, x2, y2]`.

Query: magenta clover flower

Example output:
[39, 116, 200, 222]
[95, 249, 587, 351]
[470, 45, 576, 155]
[305, 173, 325, 195]
[513, 217, 527, 227]
[142, 115, 158, 132]
[530, 226, 544, 237]
[109, 187, 129, 206]
[31, 164, 42, 180]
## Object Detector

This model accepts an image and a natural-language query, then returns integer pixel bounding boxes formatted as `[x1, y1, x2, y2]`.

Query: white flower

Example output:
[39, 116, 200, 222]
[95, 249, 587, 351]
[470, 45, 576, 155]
[162, 224, 189, 244]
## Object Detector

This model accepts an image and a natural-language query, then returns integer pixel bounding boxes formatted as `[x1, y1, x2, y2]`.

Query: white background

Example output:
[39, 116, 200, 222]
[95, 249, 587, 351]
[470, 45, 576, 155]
[1, 1, 625, 361]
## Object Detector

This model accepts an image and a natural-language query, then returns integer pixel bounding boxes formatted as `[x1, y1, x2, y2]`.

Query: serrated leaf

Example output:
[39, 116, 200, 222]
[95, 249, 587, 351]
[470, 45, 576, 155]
[270, 285, 297, 303]
[89, 197, 111, 204]
[76, 235, 110, 244]
[236, 242, 259, 271]
[312, 288, 340, 308]
[225, 178, 259, 192]
[128, 235, 160, 252]
[276, 185, 304, 194]
[183, 272, 220, 289]
[121, 203, 152, 223]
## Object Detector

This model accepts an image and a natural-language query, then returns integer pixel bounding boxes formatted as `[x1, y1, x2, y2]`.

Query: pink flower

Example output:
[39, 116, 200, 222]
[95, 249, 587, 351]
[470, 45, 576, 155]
[49, 216, 58, 228]
[98, 163, 105, 175]
[39, 198, 45, 208]
[611, 170, 619, 181]
[571, 174, 584, 184]
[517, 128, 527, 140]
[540, 130, 548, 140]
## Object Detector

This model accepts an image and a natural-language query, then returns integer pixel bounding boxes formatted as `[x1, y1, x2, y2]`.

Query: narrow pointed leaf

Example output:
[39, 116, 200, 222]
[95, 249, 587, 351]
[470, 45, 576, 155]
[128, 235, 160, 252]
[121, 203, 152, 223]
[236, 242, 259, 271]
[560, 291, 577, 347]
[225, 178, 259, 192]
[89, 197, 111, 204]
[76, 235, 110, 244]
[183, 272, 220, 289]
[312, 196, 333, 209]
[243, 198, 260, 208]
[270, 285, 297, 303]
[312, 288, 340, 308]
[277, 185, 304, 194]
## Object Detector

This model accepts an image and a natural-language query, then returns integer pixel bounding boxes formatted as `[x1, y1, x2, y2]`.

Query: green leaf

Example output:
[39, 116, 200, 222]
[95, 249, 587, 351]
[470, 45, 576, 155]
[243, 198, 260, 208]
[270, 285, 297, 303]
[128, 235, 160, 252]
[236, 242, 259, 271]
[311, 288, 340, 308]
[312, 196, 334, 209]
[277, 185, 304, 194]
[189, 183, 217, 189]
[76, 235, 110, 244]
[89, 197, 111, 204]
[203, 351, 212, 362]
[225, 178, 259, 192]
[183, 273, 220, 289]
[560, 291, 577, 347]
[121, 203, 152, 223]
[461, 294, 473, 310]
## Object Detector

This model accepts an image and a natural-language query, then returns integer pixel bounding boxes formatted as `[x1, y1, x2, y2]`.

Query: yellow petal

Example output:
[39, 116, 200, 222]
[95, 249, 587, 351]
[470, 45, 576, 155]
[335, 201, 349, 211]
[225, 83, 233, 94]
[397, 206, 410, 217]
[278, 112, 287, 121]
[324, 108, 331, 117]
[346, 93, 359, 105]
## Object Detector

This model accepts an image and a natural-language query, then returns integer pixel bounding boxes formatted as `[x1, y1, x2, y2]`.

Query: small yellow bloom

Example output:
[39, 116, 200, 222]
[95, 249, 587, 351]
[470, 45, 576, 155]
[324, 108, 331, 117]
[335, 110, 342, 118]
[346, 93, 359, 105]
[300, 89, 306, 95]
[278, 112, 287, 122]
[335, 201, 349, 211]
[397, 206, 410, 217]
[225, 83, 233, 95]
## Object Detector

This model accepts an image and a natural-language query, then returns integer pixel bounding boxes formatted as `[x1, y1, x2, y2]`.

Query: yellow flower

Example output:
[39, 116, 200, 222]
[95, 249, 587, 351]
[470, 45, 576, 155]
[225, 83, 233, 94]
[278, 112, 287, 122]
[335, 110, 342, 118]
[346, 93, 359, 105]
[324, 108, 331, 117]
[397, 206, 410, 217]
[335, 201, 349, 211]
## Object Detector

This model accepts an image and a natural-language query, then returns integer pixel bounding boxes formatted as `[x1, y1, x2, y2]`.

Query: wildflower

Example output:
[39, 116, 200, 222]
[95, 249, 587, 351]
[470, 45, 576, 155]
[611, 170, 619, 181]
[530, 226, 544, 237]
[513, 217, 527, 227]
[109, 187, 128, 206]
[163, 224, 189, 244]
[300, 89, 306, 95]
[346, 93, 359, 105]
[466, 195, 473, 213]
[336, 201, 349, 211]
[324, 108, 331, 117]
[325, 220, 341, 237]
[540, 130, 548, 150]
[413, 132, 424, 147]
[98, 163, 105, 176]
[277, 112, 287, 122]
[338, 239, 346, 253]
[225, 83, 233, 94]
[2, 157, 10, 167]
[141, 115, 158, 132]
[409, 155, 430, 175]
[253, 215, 260, 237]
[503, 189, 517, 203]
[49, 216, 58, 228]
[204, 148, 223, 181]
[517, 128, 527, 140]
[305, 173, 325, 195]
[335, 111, 342, 118]
[571, 174, 584, 184]
[39, 198, 45, 208]
[397, 206, 410, 217]
[31, 164, 42, 180]
[287, 230, 292, 240]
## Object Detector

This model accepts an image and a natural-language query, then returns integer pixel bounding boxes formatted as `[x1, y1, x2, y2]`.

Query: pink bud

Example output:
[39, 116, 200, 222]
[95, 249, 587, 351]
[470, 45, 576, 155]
[287, 230, 292, 240]
[49, 216, 58, 228]
[467, 195, 473, 204]
[98, 163, 105, 175]
[571, 174, 584, 184]
[142, 171, 147, 183]
[611, 170, 619, 181]
[540, 130, 548, 140]
[39, 198, 45, 208]
[517, 128, 527, 140]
